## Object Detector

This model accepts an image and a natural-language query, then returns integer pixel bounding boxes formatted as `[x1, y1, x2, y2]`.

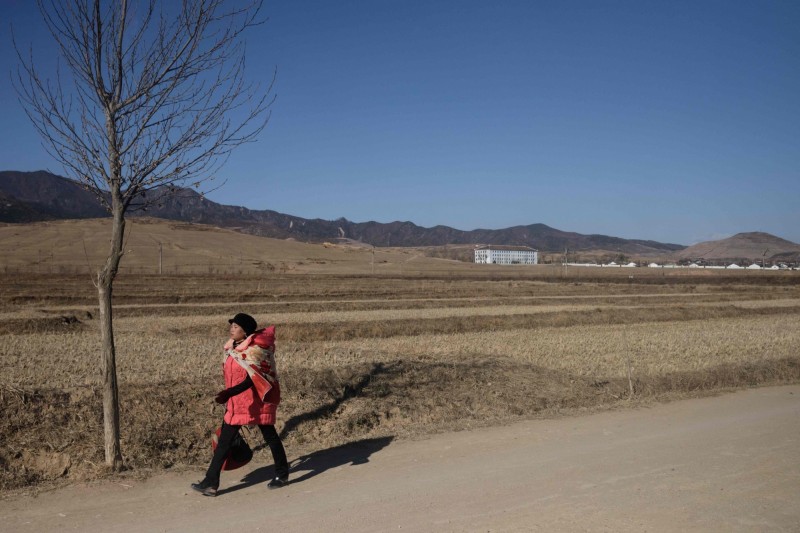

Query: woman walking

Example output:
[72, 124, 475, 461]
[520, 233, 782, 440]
[192, 313, 289, 496]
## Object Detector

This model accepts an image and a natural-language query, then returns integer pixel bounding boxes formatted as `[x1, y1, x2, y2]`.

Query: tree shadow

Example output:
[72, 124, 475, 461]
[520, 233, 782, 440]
[278, 361, 393, 440]
[216, 436, 394, 496]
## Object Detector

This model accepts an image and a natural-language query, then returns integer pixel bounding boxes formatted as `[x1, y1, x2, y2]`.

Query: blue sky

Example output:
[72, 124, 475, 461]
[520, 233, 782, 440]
[2, 1, 799, 245]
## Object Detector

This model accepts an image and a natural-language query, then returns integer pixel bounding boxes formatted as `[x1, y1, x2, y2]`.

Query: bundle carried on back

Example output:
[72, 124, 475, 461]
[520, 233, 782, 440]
[223, 325, 279, 403]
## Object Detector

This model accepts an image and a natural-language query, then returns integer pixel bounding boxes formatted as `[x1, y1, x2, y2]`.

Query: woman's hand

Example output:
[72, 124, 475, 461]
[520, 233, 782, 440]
[214, 390, 232, 404]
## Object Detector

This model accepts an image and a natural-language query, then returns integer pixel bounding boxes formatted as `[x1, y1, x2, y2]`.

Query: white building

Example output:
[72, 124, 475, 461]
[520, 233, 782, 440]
[474, 246, 538, 265]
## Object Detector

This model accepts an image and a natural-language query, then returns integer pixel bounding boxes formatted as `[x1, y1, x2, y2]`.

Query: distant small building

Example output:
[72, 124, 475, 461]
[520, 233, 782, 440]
[727, 263, 742, 269]
[474, 245, 538, 265]
[746, 264, 762, 270]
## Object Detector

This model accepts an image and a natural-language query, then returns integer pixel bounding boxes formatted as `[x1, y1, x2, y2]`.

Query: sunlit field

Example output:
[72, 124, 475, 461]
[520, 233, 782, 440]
[1, 271, 798, 493]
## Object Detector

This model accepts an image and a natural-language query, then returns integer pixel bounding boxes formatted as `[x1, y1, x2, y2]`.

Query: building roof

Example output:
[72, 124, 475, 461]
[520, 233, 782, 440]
[474, 245, 538, 252]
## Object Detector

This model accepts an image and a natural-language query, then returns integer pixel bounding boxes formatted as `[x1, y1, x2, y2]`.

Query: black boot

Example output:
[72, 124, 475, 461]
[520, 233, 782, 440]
[268, 476, 289, 489]
[191, 479, 218, 497]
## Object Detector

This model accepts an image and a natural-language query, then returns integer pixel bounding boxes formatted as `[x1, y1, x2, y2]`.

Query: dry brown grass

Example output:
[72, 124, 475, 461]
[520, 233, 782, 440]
[1, 272, 799, 494]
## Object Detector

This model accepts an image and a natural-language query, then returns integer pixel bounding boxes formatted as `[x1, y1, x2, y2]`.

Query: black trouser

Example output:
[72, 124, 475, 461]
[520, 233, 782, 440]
[205, 422, 289, 486]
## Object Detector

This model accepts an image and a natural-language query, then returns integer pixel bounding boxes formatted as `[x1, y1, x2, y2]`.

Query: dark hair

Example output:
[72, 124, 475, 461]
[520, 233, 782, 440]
[228, 313, 257, 336]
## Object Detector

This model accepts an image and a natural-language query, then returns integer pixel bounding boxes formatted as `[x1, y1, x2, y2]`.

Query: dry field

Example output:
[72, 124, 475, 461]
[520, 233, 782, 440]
[1, 268, 799, 494]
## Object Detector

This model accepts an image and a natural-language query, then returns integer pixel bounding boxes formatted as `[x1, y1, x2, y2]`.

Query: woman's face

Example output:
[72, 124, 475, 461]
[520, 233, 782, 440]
[229, 322, 247, 341]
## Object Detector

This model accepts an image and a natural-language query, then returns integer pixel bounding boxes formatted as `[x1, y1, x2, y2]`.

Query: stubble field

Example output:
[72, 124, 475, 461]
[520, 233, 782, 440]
[1, 270, 799, 494]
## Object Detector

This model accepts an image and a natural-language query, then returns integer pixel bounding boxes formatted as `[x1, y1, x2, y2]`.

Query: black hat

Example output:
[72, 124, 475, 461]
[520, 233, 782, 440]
[228, 313, 257, 336]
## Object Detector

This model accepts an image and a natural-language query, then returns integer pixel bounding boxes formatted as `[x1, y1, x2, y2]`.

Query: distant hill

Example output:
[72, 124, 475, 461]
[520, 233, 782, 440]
[0, 189, 48, 223]
[0, 170, 684, 253]
[0, 217, 471, 275]
[0, 170, 108, 219]
[675, 232, 800, 263]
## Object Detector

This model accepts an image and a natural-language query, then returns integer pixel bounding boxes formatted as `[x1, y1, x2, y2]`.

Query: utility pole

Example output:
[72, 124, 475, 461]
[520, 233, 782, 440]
[371, 246, 375, 275]
[159, 242, 163, 275]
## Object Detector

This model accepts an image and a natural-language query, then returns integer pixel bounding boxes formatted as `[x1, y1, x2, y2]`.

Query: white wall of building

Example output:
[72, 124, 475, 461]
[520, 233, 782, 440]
[474, 249, 538, 265]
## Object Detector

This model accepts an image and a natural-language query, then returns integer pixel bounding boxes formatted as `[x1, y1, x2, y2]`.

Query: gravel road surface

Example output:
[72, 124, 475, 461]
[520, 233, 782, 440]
[1, 385, 798, 532]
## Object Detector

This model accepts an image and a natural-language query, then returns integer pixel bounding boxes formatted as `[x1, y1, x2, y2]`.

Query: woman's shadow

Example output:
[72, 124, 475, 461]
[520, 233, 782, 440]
[217, 363, 395, 496]
[217, 436, 394, 496]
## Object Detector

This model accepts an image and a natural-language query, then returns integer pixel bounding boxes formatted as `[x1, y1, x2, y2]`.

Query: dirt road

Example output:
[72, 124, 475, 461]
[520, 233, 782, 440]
[2, 385, 798, 532]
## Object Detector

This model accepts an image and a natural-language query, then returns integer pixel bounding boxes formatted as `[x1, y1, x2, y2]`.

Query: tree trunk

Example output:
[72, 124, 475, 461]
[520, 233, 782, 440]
[98, 280, 122, 469]
[98, 200, 126, 470]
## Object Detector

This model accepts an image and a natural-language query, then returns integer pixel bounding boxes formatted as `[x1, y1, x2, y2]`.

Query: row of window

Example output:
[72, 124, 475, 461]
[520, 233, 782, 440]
[474, 249, 539, 265]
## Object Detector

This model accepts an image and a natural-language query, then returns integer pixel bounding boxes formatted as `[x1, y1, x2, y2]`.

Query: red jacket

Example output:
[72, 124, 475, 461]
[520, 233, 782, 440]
[222, 327, 281, 426]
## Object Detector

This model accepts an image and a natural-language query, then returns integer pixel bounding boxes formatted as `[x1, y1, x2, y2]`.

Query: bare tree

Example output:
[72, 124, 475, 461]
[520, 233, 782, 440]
[14, 0, 273, 470]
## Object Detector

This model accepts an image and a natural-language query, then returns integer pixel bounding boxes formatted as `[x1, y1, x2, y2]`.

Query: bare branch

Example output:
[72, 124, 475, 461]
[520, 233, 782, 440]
[14, 0, 271, 212]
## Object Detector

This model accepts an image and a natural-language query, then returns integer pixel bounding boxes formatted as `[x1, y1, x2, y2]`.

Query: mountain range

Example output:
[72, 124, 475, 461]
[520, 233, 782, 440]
[1, 170, 794, 260]
[0, 170, 684, 253]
